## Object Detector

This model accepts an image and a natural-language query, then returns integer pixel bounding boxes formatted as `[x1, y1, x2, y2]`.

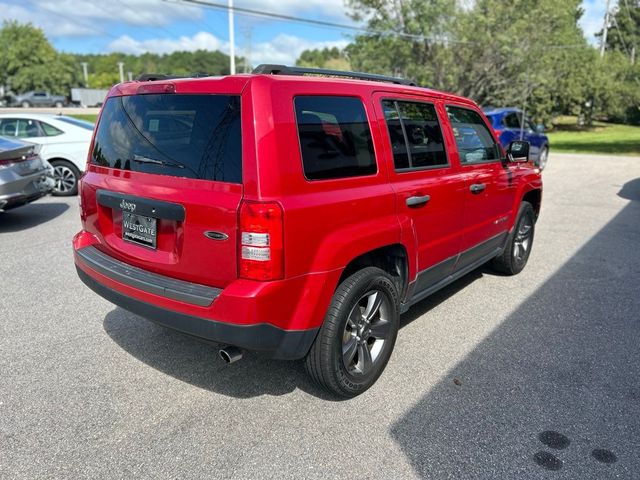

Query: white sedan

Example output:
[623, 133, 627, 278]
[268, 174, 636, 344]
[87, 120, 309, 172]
[0, 113, 94, 196]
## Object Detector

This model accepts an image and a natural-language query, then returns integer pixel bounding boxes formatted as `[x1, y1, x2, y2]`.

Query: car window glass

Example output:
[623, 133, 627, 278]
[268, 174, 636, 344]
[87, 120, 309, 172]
[382, 100, 447, 170]
[92, 94, 242, 183]
[504, 113, 521, 129]
[526, 118, 536, 131]
[446, 106, 501, 164]
[381, 101, 409, 169]
[16, 119, 41, 138]
[295, 96, 377, 180]
[0, 119, 18, 137]
[39, 121, 63, 136]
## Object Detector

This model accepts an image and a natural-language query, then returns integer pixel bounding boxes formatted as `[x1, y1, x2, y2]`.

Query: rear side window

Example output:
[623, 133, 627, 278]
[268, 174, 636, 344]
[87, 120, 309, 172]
[382, 100, 447, 170]
[504, 112, 521, 129]
[446, 106, 501, 164]
[294, 96, 376, 180]
[92, 94, 242, 183]
[39, 122, 63, 136]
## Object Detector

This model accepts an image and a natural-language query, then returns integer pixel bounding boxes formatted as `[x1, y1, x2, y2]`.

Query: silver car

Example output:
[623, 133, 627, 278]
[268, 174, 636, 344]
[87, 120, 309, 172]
[0, 136, 54, 211]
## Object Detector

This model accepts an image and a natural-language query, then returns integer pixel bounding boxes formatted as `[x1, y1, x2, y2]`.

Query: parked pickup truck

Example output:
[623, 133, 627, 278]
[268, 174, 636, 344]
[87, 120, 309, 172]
[9, 91, 67, 108]
[73, 65, 543, 398]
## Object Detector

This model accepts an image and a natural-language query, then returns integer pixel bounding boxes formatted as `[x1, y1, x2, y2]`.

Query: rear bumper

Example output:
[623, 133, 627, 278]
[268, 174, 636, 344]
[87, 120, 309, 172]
[0, 169, 54, 210]
[76, 267, 318, 359]
[73, 233, 338, 360]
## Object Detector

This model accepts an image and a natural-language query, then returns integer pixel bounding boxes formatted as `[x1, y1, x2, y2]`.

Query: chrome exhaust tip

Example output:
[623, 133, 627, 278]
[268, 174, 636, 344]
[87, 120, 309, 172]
[219, 345, 243, 364]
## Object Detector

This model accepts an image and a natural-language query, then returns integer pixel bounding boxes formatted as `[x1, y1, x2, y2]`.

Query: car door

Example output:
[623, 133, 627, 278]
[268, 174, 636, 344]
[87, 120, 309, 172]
[374, 93, 466, 298]
[444, 104, 518, 272]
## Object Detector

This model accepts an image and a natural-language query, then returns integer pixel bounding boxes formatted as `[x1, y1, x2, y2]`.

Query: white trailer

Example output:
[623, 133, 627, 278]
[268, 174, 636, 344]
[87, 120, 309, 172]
[71, 88, 109, 108]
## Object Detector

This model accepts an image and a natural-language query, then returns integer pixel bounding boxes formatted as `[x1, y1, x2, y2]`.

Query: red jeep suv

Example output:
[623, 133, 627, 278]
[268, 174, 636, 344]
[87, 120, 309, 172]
[73, 65, 542, 397]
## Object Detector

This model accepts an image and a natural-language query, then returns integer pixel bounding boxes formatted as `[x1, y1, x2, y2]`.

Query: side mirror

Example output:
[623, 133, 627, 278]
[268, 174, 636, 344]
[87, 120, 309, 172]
[507, 140, 530, 163]
[535, 124, 545, 133]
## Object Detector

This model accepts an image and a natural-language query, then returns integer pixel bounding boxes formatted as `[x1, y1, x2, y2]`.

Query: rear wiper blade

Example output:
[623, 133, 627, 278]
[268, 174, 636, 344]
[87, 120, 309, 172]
[131, 154, 185, 169]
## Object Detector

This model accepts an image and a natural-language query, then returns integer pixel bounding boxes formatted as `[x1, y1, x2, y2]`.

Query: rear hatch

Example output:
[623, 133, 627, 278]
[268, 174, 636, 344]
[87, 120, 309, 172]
[82, 83, 244, 288]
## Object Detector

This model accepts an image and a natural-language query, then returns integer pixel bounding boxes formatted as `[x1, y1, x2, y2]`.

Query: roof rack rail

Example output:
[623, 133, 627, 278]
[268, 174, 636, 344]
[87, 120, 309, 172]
[252, 64, 417, 87]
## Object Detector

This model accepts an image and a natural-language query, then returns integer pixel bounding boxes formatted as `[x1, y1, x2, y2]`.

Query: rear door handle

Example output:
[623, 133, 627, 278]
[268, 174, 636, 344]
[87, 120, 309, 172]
[470, 183, 486, 194]
[406, 195, 431, 207]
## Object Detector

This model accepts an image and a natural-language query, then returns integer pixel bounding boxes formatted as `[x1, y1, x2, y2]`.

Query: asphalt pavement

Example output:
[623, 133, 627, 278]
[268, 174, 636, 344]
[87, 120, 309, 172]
[1, 153, 639, 479]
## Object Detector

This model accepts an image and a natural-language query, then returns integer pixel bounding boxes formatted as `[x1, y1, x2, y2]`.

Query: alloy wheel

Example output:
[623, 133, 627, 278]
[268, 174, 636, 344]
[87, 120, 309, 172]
[342, 290, 391, 375]
[53, 165, 77, 194]
[513, 214, 533, 263]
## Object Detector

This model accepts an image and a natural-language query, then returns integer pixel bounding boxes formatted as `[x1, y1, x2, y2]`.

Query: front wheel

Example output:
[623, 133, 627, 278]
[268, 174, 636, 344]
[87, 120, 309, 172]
[305, 267, 400, 398]
[491, 201, 535, 275]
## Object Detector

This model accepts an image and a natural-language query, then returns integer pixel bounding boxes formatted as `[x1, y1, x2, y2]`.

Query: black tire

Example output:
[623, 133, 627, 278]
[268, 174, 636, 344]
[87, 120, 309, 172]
[491, 201, 535, 275]
[50, 159, 80, 196]
[54, 101, 64, 108]
[305, 267, 400, 398]
[21, 101, 30, 108]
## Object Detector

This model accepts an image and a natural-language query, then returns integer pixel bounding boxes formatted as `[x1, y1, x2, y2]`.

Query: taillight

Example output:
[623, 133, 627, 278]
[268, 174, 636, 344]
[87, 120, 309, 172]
[239, 201, 284, 281]
[0, 154, 34, 169]
[493, 129, 503, 141]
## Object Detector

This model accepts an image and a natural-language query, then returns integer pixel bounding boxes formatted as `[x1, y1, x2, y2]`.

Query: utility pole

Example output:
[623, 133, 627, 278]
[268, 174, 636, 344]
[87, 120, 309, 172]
[228, 0, 236, 74]
[243, 27, 252, 73]
[117, 62, 125, 83]
[128, 71, 133, 81]
[81, 62, 89, 87]
[600, 0, 611, 58]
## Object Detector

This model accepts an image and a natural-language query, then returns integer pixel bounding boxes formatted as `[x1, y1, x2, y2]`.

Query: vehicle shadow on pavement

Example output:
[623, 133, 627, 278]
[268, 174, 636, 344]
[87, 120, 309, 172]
[103, 308, 336, 399]
[101, 261, 485, 400]
[0, 201, 69, 233]
[390, 180, 640, 479]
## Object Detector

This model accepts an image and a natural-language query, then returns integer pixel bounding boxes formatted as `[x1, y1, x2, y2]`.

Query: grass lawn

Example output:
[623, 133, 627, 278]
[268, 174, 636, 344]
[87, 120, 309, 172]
[69, 114, 98, 123]
[547, 116, 640, 156]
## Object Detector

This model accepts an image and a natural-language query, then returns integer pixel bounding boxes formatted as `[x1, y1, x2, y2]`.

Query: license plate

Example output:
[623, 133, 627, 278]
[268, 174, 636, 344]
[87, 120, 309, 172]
[122, 212, 157, 249]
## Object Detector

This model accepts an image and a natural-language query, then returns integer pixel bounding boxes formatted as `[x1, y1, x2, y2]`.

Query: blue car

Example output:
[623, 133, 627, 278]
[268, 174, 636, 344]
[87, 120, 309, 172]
[482, 107, 549, 170]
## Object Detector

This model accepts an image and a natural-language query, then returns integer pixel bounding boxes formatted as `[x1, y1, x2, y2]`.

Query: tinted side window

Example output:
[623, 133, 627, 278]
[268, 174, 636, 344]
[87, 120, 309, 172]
[504, 112, 521, 129]
[295, 96, 376, 180]
[382, 100, 447, 170]
[446, 106, 501, 164]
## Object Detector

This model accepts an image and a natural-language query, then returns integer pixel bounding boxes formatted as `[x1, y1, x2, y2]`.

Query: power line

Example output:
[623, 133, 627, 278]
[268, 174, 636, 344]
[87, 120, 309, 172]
[163, 0, 589, 50]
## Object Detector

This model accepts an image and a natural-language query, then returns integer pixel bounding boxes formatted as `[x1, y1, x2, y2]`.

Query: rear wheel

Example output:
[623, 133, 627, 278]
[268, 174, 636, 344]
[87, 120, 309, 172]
[305, 267, 400, 398]
[50, 160, 80, 196]
[21, 101, 30, 108]
[491, 201, 535, 275]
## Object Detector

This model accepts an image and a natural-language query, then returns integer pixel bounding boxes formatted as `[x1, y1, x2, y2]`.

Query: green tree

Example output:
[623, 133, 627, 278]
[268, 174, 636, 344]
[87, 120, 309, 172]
[296, 47, 351, 70]
[0, 20, 81, 95]
[344, 0, 593, 124]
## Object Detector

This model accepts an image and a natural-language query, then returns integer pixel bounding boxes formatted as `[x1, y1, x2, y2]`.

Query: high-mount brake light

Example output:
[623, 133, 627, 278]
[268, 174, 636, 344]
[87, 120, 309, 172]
[136, 83, 176, 95]
[239, 201, 284, 281]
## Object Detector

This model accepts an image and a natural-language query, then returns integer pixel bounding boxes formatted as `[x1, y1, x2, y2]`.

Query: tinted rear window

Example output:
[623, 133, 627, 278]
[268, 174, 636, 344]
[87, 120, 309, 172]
[294, 96, 376, 180]
[92, 94, 241, 183]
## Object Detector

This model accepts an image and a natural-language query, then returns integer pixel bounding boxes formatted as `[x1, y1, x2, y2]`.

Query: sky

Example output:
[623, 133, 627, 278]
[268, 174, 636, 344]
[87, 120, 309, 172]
[0, 0, 611, 67]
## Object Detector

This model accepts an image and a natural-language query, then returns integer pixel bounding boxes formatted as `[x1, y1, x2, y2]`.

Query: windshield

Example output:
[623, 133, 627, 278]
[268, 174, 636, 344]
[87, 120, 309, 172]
[91, 94, 242, 183]
[57, 116, 95, 130]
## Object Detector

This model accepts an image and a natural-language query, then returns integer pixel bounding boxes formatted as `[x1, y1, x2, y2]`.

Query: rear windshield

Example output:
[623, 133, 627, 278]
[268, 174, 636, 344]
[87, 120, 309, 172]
[91, 94, 241, 183]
